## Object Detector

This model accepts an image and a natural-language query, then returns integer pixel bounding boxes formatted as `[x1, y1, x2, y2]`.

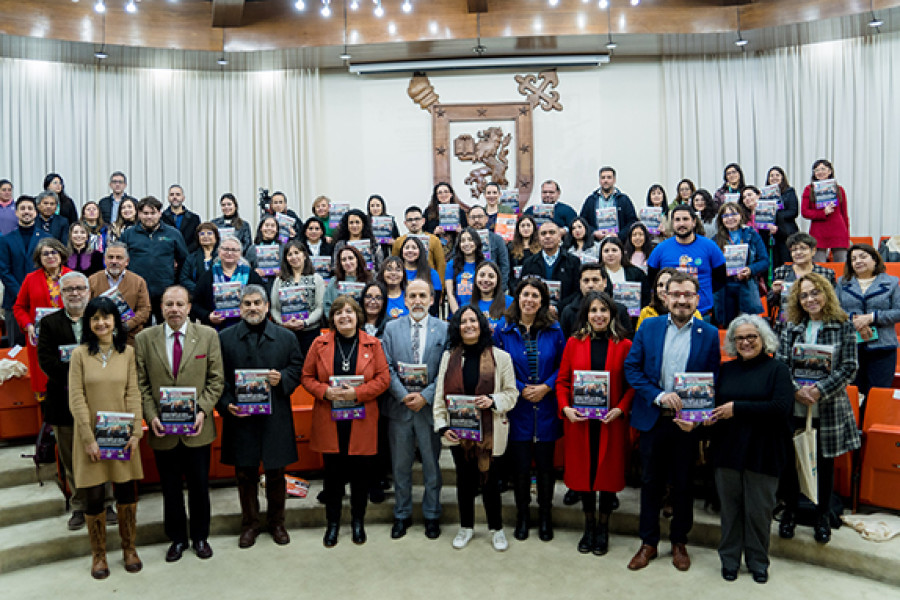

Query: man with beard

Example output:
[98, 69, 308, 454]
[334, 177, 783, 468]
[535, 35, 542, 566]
[646, 205, 726, 319]
[381, 279, 448, 540]
[217, 285, 303, 548]
[162, 185, 202, 253]
[580, 166, 638, 241]
[88, 242, 152, 345]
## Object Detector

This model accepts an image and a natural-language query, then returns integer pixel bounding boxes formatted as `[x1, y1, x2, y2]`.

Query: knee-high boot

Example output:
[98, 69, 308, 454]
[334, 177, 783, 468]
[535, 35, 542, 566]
[594, 511, 610, 556]
[537, 471, 555, 541]
[86, 513, 109, 579]
[265, 470, 290, 545]
[513, 475, 531, 541]
[117, 502, 142, 572]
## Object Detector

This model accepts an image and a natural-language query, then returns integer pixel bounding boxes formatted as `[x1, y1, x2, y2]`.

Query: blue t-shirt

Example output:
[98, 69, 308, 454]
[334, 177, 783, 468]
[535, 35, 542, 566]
[406, 267, 443, 292]
[386, 293, 408, 320]
[478, 295, 514, 332]
[646, 235, 726, 314]
[445, 259, 478, 309]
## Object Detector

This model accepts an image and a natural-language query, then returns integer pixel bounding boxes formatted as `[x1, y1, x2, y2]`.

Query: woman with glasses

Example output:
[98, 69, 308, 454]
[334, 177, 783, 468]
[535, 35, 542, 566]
[191, 236, 265, 331]
[376, 256, 408, 320]
[713, 163, 746, 210]
[768, 233, 837, 334]
[712, 202, 768, 327]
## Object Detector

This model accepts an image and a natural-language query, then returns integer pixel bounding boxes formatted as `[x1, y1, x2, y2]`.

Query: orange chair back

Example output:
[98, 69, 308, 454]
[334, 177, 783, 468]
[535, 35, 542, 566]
[862, 387, 900, 432]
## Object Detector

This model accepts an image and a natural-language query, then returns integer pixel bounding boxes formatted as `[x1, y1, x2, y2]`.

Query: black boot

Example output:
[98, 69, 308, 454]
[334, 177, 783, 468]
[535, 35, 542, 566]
[513, 476, 531, 541]
[351, 517, 367, 545]
[578, 514, 595, 553]
[323, 522, 339, 548]
[537, 472, 555, 542]
[813, 514, 831, 544]
[594, 512, 610, 556]
[779, 509, 796, 540]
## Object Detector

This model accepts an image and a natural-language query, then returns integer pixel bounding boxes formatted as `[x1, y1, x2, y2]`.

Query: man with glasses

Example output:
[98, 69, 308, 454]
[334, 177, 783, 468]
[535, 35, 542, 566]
[524, 180, 578, 231]
[37, 272, 116, 529]
[98, 171, 137, 224]
[646, 204, 726, 320]
[624, 272, 720, 573]
[88, 242, 152, 345]
[391, 206, 446, 282]
[466, 206, 510, 289]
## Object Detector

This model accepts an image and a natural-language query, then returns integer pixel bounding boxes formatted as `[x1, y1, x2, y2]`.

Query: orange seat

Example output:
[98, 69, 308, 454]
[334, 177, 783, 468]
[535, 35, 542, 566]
[833, 385, 860, 498]
[849, 236, 873, 247]
[885, 263, 900, 278]
[0, 348, 42, 441]
[858, 424, 900, 510]
[816, 262, 845, 279]
[862, 387, 900, 432]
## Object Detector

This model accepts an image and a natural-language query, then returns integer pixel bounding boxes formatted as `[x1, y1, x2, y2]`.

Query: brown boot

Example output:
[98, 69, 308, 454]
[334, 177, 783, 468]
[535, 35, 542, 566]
[265, 471, 290, 545]
[86, 513, 110, 580]
[237, 470, 261, 548]
[117, 503, 142, 573]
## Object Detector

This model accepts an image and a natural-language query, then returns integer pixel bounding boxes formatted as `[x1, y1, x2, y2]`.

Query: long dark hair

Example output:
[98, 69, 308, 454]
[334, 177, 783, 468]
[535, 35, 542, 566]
[376, 256, 408, 292]
[80, 200, 107, 231]
[43, 173, 76, 213]
[447, 305, 494, 354]
[509, 214, 541, 260]
[504, 277, 555, 332]
[766, 166, 790, 193]
[691, 189, 718, 223]
[563, 217, 595, 252]
[623, 222, 655, 259]
[573, 291, 624, 342]
[336, 208, 377, 246]
[334, 245, 371, 282]
[713, 202, 746, 250]
[811, 158, 836, 184]
[470, 260, 506, 319]
[720, 162, 746, 191]
[301, 216, 325, 246]
[280, 239, 314, 280]
[400, 236, 429, 278]
[367, 194, 389, 217]
[649, 267, 680, 314]
[81, 297, 128, 355]
[425, 181, 460, 222]
[646, 184, 669, 216]
[254, 215, 280, 244]
[219, 193, 246, 232]
[450, 227, 485, 281]
[599, 236, 633, 269]
[361, 281, 388, 326]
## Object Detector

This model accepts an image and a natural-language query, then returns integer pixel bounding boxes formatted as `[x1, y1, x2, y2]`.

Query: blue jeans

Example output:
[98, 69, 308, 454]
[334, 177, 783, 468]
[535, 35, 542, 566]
[389, 411, 443, 520]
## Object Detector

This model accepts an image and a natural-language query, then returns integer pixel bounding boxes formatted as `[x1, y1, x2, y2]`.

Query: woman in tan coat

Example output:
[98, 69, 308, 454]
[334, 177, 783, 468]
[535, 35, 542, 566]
[69, 296, 143, 579]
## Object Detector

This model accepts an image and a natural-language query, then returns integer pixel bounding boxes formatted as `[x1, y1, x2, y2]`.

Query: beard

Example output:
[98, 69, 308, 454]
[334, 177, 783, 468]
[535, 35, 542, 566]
[243, 312, 266, 326]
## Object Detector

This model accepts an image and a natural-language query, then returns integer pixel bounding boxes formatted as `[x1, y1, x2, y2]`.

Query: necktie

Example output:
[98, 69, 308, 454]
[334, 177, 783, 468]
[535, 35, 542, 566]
[412, 322, 421, 364]
[173, 331, 182, 378]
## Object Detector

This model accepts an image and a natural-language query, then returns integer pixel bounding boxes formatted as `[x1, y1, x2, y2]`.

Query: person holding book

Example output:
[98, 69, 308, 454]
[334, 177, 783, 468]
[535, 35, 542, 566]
[135, 285, 225, 563]
[765, 166, 800, 269]
[267, 191, 302, 240]
[562, 217, 599, 264]
[180, 222, 220, 296]
[270, 240, 326, 356]
[580, 166, 638, 242]
[556, 291, 634, 556]
[470, 260, 513, 332]
[80, 201, 110, 253]
[445, 227, 486, 314]
[636, 267, 701, 331]
[836, 244, 900, 408]
[711, 202, 768, 327]
[644, 184, 671, 240]
[399, 235, 443, 315]
[624, 271, 721, 572]
[88, 242, 153, 346]
[331, 208, 386, 272]
[217, 284, 304, 548]
[211, 193, 254, 256]
[253, 215, 282, 291]
[710, 315, 793, 583]
[689, 189, 719, 239]
[377, 256, 409, 320]
[303, 295, 391, 547]
[301, 216, 334, 259]
[433, 306, 518, 551]
[323, 245, 372, 318]
[713, 163, 746, 210]
[493, 278, 566, 542]
[507, 214, 541, 291]
[768, 233, 837, 334]
[68, 297, 144, 579]
[519, 221, 581, 315]
[739, 186, 776, 251]
[801, 159, 850, 263]
[392, 206, 447, 281]
[671, 179, 696, 211]
[367, 194, 401, 257]
[624, 222, 655, 273]
[191, 236, 265, 331]
[776, 273, 859, 544]
[424, 181, 469, 254]
[482, 182, 503, 231]
[599, 236, 650, 326]
[523, 180, 578, 231]
[66, 222, 105, 277]
[560, 263, 632, 339]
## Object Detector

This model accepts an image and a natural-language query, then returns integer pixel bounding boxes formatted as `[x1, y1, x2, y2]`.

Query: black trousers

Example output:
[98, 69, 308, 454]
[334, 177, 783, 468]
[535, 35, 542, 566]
[638, 417, 698, 546]
[451, 446, 502, 530]
[323, 452, 373, 523]
[149, 295, 164, 326]
[154, 442, 211, 544]
[84, 481, 136, 516]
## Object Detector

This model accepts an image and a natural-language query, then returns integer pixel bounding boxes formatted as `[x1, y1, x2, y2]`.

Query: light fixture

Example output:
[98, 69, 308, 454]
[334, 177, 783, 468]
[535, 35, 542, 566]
[349, 55, 610, 75]
[598, 0, 608, 9]
[868, 0, 884, 28]
[95, 49, 108, 59]
[94, 0, 106, 13]
[339, 0, 351, 61]
[549, 0, 559, 7]
[734, 9, 748, 47]
[125, 0, 136, 13]
[630, 0, 640, 6]
[605, 5, 617, 51]
[374, 1, 384, 18]
[294, 0, 305, 10]
[349, 0, 359, 9]
[320, 0, 331, 17]
[217, 57, 228, 65]
[402, 0, 412, 13]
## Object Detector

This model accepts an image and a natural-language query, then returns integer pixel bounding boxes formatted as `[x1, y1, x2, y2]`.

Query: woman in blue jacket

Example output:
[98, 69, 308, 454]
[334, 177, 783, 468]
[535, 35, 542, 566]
[493, 277, 566, 543]
[712, 202, 768, 327]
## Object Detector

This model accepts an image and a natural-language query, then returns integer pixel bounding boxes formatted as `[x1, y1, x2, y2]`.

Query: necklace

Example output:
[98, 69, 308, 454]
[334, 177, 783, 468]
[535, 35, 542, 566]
[337, 335, 358, 372]
[98, 346, 114, 368]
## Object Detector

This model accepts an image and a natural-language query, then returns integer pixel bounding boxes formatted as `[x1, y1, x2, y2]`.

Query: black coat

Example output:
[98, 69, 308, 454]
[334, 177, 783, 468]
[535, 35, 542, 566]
[217, 320, 303, 469]
[98, 194, 138, 224]
[191, 268, 266, 331]
[162, 207, 202, 254]
[35, 309, 79, 426]
[519, 250, 581, 309]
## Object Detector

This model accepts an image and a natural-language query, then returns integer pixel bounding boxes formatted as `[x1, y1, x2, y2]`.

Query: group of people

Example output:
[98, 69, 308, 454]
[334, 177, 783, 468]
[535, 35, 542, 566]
[0, 161, 890, 585]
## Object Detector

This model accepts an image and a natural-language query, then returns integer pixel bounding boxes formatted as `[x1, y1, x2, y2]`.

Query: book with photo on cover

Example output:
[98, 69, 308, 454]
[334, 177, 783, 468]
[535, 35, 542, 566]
[639, 206, 663, 235]
[337, 281, 365, 302]
[285, 475, 310, 498]
[234, 369, 272, 415]
[217, 226, 236, 240]
[533, 203, 554, 225]
[545, 280, 562, 304]
[279, 277, 316, 323]
[398, 362, 428, 393]
[439, 204, 461, 232]
[410, 234, 431, 260]
[275, 212, 295, 244]
[724, 192, 741, 205]
[791, 343, 835, 386]
[572, 370, 610, 419]
[447, 395, 482, 441]
[760, 184, 783, 209]
[329, 375, 366, 420]
[95, 411, 134, 460]
[724, 244, 749, 276]
[595, 207, 618, 235]
[674, 372, 715, 423]
[613, 281, 642, 316]
[34, 307, 61, 339]
[500, 189, 520, 214]
[99, 287, 136, 322]
[477, 229, 492, 261]
[348, 239, 375, 270]
[371, 216, 395, 245]
[256, 245, 281, 276]
[755, 201, 777, 229]
[159, 387, 197, 435]
[495, 214, 517, 242]
[213, 281, 243, 318]
[59, 344, 77, 363]
[329, 201, 349, 229]
[813, 179, 838, 209]
[311, 256, 332, 281]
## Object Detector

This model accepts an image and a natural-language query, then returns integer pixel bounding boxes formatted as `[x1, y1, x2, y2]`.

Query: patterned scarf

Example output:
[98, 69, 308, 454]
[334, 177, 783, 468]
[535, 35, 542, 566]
[45, 272, 61, 308]
[211, 258, 252, 285]
[442, 347, 496, 476]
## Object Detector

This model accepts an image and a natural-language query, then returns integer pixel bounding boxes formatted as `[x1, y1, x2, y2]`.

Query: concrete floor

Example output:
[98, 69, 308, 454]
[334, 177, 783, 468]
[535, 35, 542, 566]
[1, 527, 896, 600]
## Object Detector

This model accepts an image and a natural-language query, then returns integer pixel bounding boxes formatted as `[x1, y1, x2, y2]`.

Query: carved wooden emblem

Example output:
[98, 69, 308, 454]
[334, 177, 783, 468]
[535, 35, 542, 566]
[514, 70, 563, 112]
[454, 128, 512, 198]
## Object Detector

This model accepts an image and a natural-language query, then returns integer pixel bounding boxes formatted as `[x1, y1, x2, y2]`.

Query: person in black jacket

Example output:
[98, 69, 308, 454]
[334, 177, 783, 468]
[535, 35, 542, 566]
[579, 167, 637, 243]
[560, 263, 632, 339]
[98, 171, 137, 225]
[35, 191, 70, 244]
[43, 173, 79, 225]
[765, 166, 800, 269]
[162, 185, 202, 253]
[519, 221, 581, 314]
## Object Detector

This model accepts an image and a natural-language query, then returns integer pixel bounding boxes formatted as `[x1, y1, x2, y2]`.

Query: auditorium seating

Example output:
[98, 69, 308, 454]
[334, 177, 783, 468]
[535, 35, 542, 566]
[0, 348, 42, 441]
[849, 236, 873, 247]
[857, 387, 900, 511]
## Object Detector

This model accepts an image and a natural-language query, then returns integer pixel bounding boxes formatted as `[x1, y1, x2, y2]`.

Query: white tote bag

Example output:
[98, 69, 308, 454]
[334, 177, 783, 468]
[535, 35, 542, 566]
[793, 407, 818, 505]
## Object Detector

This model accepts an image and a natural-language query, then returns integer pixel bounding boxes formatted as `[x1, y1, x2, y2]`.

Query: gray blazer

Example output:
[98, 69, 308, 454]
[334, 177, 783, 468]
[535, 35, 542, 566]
[382, 315, 448, 423]
[836, 272, 900, 350]
[486, 231, 511, 292]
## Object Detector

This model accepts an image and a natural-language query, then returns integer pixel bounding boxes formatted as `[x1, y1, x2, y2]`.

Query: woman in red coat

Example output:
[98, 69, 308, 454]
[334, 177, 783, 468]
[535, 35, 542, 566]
[800, 159, 849, 263]
[556, 291, 634, 556]
[302, 294, 390, 548]
[13, 237, 72, 399]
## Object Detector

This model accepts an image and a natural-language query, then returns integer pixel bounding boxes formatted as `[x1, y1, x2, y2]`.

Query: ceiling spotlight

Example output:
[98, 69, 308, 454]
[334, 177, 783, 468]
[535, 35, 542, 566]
[95, 49, 108, 59]
[320, 0, 331, 17]
[606, 40, 618, 50]
[735, 37, 749, 47]
[339, 50, 352, 61]
[125, 0, 137, 13]
[294, 0, 305, 10]
[349, 1, 359, 9]
[549, 0, 559, 7]
[94, 0, 106, 13]
[630, 0, 640, 6]
[598, 0, 608, 9]
[869, 16, 884, 28]
[374, 2, 384, 18]
[402, 0, 412, 13]
[217, 57, 228, 65]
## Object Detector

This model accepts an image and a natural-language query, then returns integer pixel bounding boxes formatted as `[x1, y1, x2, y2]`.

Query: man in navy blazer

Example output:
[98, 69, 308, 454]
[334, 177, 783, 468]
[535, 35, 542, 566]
[382, 279, 448, 540]
[0, 196, 51, 346]
[624, 271, 721, 573]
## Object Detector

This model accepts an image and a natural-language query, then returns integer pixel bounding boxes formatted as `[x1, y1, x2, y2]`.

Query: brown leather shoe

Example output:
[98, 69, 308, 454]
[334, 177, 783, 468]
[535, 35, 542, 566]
[239, 527, 259, 549]
[672, 543, 691, 571]
[271, 524, 291, 545]
[627, 544, 658, 570]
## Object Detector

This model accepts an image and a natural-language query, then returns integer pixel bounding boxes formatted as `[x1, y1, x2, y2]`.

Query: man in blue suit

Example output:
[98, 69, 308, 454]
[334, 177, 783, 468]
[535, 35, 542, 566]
[382, 279, 448, 540]
[0, 196, 51, 346]
[624, 271, 720, 573]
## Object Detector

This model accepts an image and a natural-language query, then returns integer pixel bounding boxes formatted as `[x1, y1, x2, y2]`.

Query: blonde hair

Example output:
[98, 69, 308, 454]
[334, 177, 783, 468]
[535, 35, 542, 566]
[786, 272, 847, 324]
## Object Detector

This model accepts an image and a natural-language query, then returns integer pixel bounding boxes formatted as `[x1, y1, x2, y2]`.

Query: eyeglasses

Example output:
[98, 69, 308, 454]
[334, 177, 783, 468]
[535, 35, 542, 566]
[799, 289, 822, 301]
[41, 250, 59, 257]
[668, 291, 697, 299]
[734, 334, 759, 344]
[62, 285, 88, 293]
[722, 212, 741, 219]
[405, 217, 424, 222]
[110, 179, 125, 185]
[363, 295, 383, 302]
[220, 247, 241, 253]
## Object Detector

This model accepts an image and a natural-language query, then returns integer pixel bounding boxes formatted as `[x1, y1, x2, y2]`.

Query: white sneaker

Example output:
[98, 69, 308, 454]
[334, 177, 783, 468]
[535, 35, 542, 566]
[491, 529, 508, 552]
[452, 528, 474, 549]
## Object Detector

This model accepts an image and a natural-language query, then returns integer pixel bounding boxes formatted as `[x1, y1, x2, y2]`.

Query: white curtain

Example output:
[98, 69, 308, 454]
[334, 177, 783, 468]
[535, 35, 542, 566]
[661, 30, 900, 240]
[0, 58, 320, 224]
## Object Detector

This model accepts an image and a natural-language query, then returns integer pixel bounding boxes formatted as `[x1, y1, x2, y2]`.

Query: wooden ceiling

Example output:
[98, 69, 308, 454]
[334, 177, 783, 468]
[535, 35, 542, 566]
[0, 0, 896, 57]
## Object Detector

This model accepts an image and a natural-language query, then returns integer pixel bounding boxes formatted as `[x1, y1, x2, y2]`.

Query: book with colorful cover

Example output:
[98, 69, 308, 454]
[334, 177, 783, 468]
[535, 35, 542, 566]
[279, 277, 316, 323]
[59, 344, 77, 363]
[439, 204, 460, 232]
[724, 244, 749, 276]
[572, 249, 600, 265]
[410, 234, 431, 260]
[674, 372, 715, 423]
[545, 280, 562, 304]
[724, 192, 741, 205]
[348, 240, 374, 271]
[791, 343, 835, 386]
[329, 201, 349, 229]
[613, 281, 642, 316]
[495, 214, 517, 242]
[275, 212, 295, 244]
[398, 362, 428, 393]
[477, 229, 492, 261]
[95, 411, 134, 460]
[285, 475, 310, 498]
[311, 256, 332, 281]
[255, 244, 281, 276]
[234, 369, 272, 415]
[34, 307, 61, 339]
[572, 370, 610, 419]
[755, 201, 777, 229]
[500, 189, 520, 214]
[329, 375, 366, 420]
[337, 281, 365, 302]
[213, 281, 243, 318]
[595, 206, 618, 235]
[217, 226, 236, 241]
[371, 216, 395, 245]
[639, 206, 663, 235]
[532, 203, 554, 225]
[777, 280, 793, 324]
[813, 179, 838, 209]
[99, 287, 136, 323]
[159, 387, 197, 435]
[513, 265, 523, 280]
[447, 394, 482, 441]
[760, 184, 783, 209]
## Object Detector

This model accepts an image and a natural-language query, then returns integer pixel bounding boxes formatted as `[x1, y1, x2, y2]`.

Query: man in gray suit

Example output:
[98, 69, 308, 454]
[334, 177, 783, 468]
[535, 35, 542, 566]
[382, 279, 448, 540]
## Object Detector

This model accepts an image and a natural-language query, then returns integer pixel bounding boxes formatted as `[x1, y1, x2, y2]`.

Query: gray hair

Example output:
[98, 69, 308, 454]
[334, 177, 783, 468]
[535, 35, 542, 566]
[105, 241, 129, 257]
[219, 235, 242, 249]
[241, 284, 268, 303]
[59, 271, 89, 287]
[723, 314, 779, 357]
[35, 190, 58, 205]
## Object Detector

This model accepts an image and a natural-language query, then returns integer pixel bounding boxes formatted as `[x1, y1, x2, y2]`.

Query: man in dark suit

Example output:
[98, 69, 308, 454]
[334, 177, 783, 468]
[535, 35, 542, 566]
[98, 171, 137, 224]
[381, 279, 448, 540]
[624, 271, 721, 572]
[135, 285, 225, 562]
[162, 185, 201, 253]
[0, 196, 51, 346]
[519, 221, 580, 313]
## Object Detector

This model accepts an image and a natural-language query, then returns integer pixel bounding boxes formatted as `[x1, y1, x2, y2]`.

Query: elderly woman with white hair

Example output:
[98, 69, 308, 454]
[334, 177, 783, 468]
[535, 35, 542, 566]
[708, 314, 793, 584]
